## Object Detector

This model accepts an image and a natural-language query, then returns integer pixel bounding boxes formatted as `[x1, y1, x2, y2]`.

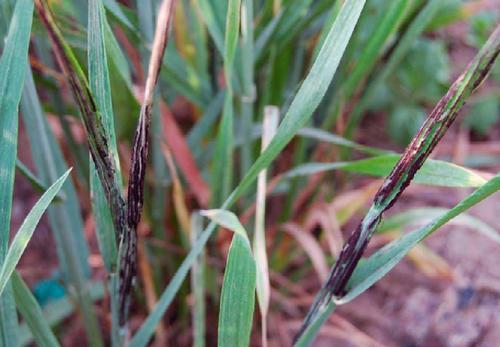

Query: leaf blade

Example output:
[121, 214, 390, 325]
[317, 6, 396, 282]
[0, 169, 71, 297]
[0, 0, 34, 344]
[12, 272, 61, 347]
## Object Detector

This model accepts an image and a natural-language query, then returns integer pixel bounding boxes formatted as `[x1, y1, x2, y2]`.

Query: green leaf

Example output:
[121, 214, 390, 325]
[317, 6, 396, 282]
[197, 0, 225, 53]
[103, 0, 134, 31]
[130, 2, 366, 345]
[200, 210, 250, 242]
[297, 127, 387, 156]
[0, 169, 70, 297]
[212, 96, 234, 206]
[284, 154, 487, 188]
[253, 107, 278, 346]
[378, 207, 500, 243]
[201, 210, 256, 347]
[11, 272, 61, 347]
[218, 236, 256, 347]
[0, 0, 34, 344]
[292, 301, 336, 347]
[88, 0, 120, 273]
[88, 0, 121, 343]
[190, 214, 206, 347]
[187, 90, 225, 152]
[341, 174, 500, 303]
[228, 0, 366, 203]
[224, 0, 241, 84]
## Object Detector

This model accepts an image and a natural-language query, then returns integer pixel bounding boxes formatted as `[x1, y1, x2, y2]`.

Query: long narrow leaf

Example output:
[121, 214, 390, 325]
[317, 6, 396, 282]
[284, 154, 488, 188]
[343, 174, 500, 303]
[0, 0, 34, 344]
[34, 0, 128, 245]
[88, 0, 122, 343]
[0, 169, 70, 297]
[190, 214, 206, 347]
[11, 272, 61, 347]
[200, 210, 256, 347]
[254, 106, 278, 347]
[89, 0, 121, 273]
[211, 0, 241, 205]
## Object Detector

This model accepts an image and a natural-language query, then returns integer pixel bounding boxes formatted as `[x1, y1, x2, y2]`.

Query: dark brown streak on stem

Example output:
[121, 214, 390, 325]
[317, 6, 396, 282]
[120, 0, 176, 325]
[34, 0, 128, 240]
[296, 25, 500, 341]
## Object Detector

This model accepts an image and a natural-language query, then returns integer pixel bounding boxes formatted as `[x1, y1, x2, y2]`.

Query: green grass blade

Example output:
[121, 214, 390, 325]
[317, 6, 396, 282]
[190, 214, 206, 347]
[197, 0, 224, 53]
[225, 0, 242, 73]
[239, 0, 256, 175]
[0, 0, 34, 344]
[0, 169, 70, 297]
[212, 96, 234, 206]
[292, 301, 336, 347]
[11, 272, 61, 347]
[187, 90, 225, 150]
[201, 210, 256, 347]
[212, 0, 241, 205]
[297, 127, 388, 156]
[34, 0, 128, 242]
[378, 207, 500, 243]
[342, 174, 500, 303]
[88, 1, 122, 343]
[218, 236, 256, 347]
[88, 0, 120, 273]
[284, 154, 488, 188]
[253, 106, 278, 347]
[103, 0, 134, 31]
[130, 2, 366, 344]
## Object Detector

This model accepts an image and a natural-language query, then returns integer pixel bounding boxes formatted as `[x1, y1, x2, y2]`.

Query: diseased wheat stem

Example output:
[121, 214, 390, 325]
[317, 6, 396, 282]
[121, 0, 176, 326]
[296, 24, 500, 340]
[35, 0, 176, 327]
[34, 0, 128, 242]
